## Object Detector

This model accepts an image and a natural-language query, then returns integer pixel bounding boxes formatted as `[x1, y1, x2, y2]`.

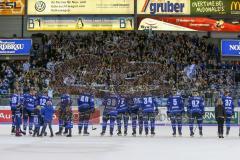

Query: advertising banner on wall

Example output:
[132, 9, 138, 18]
[27, 0, 134, 15]
[221, 39, 240, 57]
[0, 106, 238, 125]
[0, 39, 32, 55]
[138, 17, 240, 32]
[0, 107, 100, 124]
[137, 0, 190, 15]
[230, 0, 240, 15]
[0, 0, 25, 15]
[191, 0, 240, 15]
[27, 16, 134, 31]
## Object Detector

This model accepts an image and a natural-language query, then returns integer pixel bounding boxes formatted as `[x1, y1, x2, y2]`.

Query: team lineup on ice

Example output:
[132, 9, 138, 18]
[1, 88, 240, 160]
[5, 88, 240, 138]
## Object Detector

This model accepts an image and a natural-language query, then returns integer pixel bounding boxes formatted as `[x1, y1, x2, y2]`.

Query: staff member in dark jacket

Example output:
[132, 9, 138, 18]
[215, 98, 226, 138]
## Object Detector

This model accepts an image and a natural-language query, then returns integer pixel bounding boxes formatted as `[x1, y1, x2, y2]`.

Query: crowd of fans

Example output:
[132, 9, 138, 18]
[1, 31, 240, 101]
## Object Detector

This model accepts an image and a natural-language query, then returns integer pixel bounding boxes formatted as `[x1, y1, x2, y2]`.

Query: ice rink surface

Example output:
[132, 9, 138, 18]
[0, 125, 240, 160]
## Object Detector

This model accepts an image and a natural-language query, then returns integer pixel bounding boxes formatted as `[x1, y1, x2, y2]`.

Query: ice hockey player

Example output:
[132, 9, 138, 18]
[23, 88, 38, 134]
[40, 100, 54, 137]
[238, 98, 240, 108]
[65, 104, 73, 137]
[142, 93, 158, 136]
[239, 98, 240, 137]
[55, 93, 71, 136]
[77, 91, 95, 135]
[187, 89, 205, 137]
[100, 93, 119, 136]
[32, 105, 42, 137]
[221, 89, 234, 136]
[128, 93, 144, 136]
[9, 89, 20, 134]
[116, 95, 129, 136]
[167, 88, 184, 136]
[38, 89, 51, 107]
[36, 90, 51, 136]
[14, 104, 26, 137]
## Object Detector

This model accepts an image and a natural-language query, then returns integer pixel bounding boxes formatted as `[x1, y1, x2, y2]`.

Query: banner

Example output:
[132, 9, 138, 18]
[230, 0, 240, 15]
[27, 16, 134, 31]
[138, 17, 240, 32]
[137, 0, 190, 15]
[27, 0, 134, 15]
[0, 39, 32, 55]
[0, 0, 25, 15]
[221, 39, 240, 57]
[0, 108, 100, 124]
[191, 0, 240, 15]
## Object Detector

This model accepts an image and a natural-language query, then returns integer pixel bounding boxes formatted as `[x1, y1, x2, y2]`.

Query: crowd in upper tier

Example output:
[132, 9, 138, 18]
[1, 32, 240, 99]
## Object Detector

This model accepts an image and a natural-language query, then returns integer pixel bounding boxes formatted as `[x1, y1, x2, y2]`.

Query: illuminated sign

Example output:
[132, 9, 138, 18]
[0, 39, 32, 55]
[0, 0, 25, 15]
[137, 0, 190, 15]
[221, 39, 240, 57]
[27, 0, 134, 15]
[231, 1, 240, 14]
[27, 16, 134, 31]
[138, 17, 240, 32]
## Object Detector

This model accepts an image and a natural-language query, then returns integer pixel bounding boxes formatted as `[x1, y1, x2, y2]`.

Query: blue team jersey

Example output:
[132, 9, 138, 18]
[78, 93, 94, 110]
[187, 96, 205, 114]
[38, 95, 51, 106]
[10, 94, 20, 109]
[23, 94, 37, 111]
[117, 97, 128, 113]
[128, 97, 143, 111]
[222, 96, 234, 115]
[103, 96, 119, 115]
[167, 95, 184, 114]
[61, 94, 72, 106]
[238, 99, 240, 107]
[15, 106, 23, 125]
[142, 96, 157, 113]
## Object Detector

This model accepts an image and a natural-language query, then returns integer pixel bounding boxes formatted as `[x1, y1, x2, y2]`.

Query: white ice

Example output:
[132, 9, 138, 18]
[0, 125, 239, 160]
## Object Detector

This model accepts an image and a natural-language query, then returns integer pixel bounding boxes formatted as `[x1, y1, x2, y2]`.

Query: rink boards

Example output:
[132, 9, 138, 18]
[0, 106, 239, 125]
[0, 106, 100, 124]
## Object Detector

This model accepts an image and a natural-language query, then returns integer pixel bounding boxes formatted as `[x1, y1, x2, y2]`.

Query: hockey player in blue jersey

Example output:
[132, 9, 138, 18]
[239, 98, 240, 137]
[221, 90, 234, 135]
[142, 94, 158, 136]
[128, 94, 143, 136]
[116, 95, 129, 136]
[38, 90, 51, 107]
[167, 88, 184, 136]
[55, 94, 72, 135]
[100, 93, 119, 136]
[32, 105, 42, 137]
[37, 90, 51, 136]
[65, 104, 73, 137]
[9, 89, 20, 134]
[14, 104, 26, 136]
[55, 93, 72, 136]
[187, 89, 205, 137]
[23, 89, 38, 134]
[238, 98, 240, 108]
[77, 92, 95, 135]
